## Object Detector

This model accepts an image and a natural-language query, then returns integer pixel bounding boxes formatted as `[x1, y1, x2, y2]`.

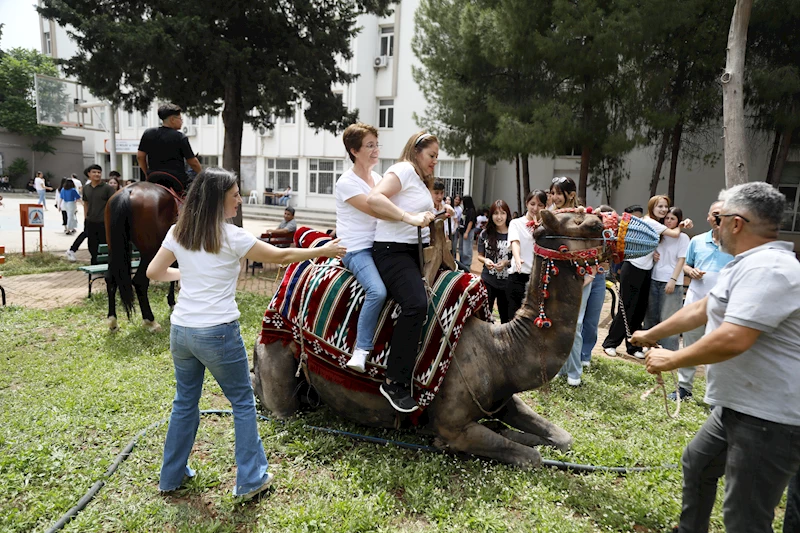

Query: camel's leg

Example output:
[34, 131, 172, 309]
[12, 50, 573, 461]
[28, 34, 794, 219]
[497, 395, 573, 452]
[436, 420, 542, 469]
[252, 340, 300, 419]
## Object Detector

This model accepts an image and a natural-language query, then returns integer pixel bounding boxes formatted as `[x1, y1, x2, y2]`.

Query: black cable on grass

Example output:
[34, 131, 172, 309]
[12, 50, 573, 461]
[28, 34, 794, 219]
[46, 410, 678, 532]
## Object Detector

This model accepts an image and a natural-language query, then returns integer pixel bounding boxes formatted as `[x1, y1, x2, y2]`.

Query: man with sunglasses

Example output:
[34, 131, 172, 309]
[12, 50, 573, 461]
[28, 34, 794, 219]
[668, 200, 734, 401]
[631, 182, 800, 533]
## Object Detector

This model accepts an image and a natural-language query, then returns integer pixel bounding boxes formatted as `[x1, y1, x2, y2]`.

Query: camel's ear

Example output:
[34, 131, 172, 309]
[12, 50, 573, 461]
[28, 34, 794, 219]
[540, 209, 558, 231]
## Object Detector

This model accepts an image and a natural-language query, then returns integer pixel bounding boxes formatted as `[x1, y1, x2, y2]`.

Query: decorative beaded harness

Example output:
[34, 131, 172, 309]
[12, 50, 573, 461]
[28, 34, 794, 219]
[527, 208, 622, 329]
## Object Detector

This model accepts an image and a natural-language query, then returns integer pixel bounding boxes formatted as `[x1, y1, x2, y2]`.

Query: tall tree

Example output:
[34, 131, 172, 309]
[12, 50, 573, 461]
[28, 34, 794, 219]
[38, 0, 392, 218]
[746, 0, 800, 186]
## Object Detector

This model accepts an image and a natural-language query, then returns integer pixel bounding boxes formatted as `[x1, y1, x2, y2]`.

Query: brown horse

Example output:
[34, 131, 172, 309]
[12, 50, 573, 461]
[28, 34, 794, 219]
[104, 180, 179, 332]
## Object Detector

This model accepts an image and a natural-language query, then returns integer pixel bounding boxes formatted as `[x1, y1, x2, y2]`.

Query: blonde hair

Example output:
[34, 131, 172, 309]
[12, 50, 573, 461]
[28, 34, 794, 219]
[342, 122, 379, 163]
[398, 131, 439, 189]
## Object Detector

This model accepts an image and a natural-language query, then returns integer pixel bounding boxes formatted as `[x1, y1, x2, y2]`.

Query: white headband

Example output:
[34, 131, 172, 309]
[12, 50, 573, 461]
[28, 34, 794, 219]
[415, 133, 432, 146]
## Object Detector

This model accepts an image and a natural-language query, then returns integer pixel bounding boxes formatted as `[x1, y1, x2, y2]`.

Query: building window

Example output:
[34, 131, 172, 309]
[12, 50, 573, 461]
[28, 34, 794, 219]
[378, 99, 394, 129]
[779, 163, 800, 232]
[380, 26, 394, 57]
[190, 116, 198, 126]
[43, 32, 52, 55]
[436, 160, 467, 198]
[283, 107, 296, 125]
[379, 158, 395, 174]
[206, 114, 216, 125]
[267, 158, 299, 191]
[309, 159, 344, 195]
[198, 155, 219, 167]
[560, 145, 582, 157]
[140, 112, 148, 127]
[127, 111, 134, 128]
[131, 154, 145, 181]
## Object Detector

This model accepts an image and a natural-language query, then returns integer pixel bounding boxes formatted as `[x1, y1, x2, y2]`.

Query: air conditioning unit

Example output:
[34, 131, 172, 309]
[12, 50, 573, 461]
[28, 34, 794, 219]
[374, 55, 388, 69]
[182, 125, 197, 136]
[258, 127, 274, 138]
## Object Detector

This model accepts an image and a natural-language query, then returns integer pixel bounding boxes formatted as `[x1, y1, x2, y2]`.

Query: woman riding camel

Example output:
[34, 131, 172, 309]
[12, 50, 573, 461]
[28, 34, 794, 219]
[147, 167, 345, 499]
[367, 131, 439, 413]
[335, 123, 388, 373]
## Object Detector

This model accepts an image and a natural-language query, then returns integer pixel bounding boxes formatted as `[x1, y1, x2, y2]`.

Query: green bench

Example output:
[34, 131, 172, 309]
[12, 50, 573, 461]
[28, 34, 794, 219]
[78, 244, 141, 297]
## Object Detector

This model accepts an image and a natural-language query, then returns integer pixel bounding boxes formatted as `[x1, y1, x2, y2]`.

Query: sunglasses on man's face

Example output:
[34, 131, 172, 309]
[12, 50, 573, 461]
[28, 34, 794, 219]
[714, 213, 750, 226]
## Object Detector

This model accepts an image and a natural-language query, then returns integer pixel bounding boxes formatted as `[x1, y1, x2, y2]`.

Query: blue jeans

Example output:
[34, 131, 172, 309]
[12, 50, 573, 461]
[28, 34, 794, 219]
[580, 272, 607, 363]
[644, 280, 683, 351]
[342, 249, 387, 351]
[37, 189, 46, 206]
[161, 321, 269, 495]
[559, 280, 592, 381]
[278, 195, 289, 206]
[679, 407, 800, 533]
[460, 229, 475, 270]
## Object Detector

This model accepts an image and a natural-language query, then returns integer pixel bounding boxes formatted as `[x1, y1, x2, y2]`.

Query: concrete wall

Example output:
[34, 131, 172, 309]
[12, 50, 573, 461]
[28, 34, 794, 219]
[0, 129, 85, 188]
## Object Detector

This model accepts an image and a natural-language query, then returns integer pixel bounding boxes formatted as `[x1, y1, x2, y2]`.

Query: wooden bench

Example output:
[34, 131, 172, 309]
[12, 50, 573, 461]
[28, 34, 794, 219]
[78, 244, 141, 297]
[0, 246, 5, 306]
[246, 233, 294, 276]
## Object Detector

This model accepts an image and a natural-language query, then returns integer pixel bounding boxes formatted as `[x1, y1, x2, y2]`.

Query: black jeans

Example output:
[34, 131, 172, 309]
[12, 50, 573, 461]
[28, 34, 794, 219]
[506, 272, 530, 319]
[602, 261, 651, 354]
[485, 281, 510, 323]
[372, 242, 428, 387]
[786, 472, 800, 533]
[84, 220, 107, 265]
[679, 407, 800, 533]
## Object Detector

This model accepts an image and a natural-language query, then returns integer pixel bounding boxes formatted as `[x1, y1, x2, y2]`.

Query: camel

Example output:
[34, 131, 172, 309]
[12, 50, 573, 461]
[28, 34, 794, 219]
[253, 209, 613, 468]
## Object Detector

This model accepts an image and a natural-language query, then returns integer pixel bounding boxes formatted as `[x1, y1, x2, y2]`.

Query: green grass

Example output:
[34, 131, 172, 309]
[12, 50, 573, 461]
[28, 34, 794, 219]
[1, 251, 79, 276]
[0, 288, 790, 532]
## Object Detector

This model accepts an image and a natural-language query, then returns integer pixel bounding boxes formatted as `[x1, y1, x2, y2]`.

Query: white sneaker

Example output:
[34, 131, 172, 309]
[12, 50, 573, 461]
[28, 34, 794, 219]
[631, 350, 646, 359]
[346, 348, 369, 373]
[567, 377, 581, 387]
[237, 472, 274, 501]
[581, 361, 591, 368]
[603, 347, 617, 357]
[65, 250, 77, 262]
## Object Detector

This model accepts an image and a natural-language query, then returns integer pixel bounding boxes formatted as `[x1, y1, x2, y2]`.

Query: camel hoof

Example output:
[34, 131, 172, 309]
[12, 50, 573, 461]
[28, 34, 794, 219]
[107, 317, 119, 332]
[142, 319, 162, 333]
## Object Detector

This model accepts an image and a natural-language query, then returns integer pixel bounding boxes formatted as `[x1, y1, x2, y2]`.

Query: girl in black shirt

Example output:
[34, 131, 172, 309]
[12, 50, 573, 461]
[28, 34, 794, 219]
[477, 200, 513, 323]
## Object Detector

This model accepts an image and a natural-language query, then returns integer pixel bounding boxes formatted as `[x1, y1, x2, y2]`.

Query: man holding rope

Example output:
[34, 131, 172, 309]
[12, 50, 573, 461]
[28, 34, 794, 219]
[631, 182, 800, 533]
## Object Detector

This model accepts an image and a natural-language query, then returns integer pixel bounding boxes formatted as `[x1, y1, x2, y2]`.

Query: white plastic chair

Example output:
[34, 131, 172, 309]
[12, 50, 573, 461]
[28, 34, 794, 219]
[248, 190, 259, 204]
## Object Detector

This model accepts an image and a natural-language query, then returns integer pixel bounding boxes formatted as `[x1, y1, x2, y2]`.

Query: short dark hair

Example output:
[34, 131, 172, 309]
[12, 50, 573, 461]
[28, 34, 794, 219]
[157, 103, 182, 121]
[285, 206, 295, 215]
[624, 204, 644, 214]
[433, 179, 445, 191]
[109, 170, 121, 178]
[342, 122, 379, 163]
[84, 164, 102, 177]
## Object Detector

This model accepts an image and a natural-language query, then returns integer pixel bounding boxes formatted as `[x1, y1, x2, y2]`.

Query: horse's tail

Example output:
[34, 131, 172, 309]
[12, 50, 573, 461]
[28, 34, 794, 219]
[107, 188, 135, 318]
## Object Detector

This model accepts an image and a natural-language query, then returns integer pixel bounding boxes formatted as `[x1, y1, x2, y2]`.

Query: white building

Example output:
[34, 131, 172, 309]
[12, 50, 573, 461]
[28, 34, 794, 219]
[39, 2, 800, 246]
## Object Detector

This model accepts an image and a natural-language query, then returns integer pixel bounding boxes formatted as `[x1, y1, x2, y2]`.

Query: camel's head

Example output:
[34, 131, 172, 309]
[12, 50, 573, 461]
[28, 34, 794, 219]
[534, 208, 608, 258]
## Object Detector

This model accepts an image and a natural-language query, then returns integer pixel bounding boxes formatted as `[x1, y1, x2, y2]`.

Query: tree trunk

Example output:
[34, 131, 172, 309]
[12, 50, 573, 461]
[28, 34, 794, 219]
[721, 0, 754, 187]
[521, 154, 531, 201]
[222, 82, 245, 227]
[579, 144, 590, 202]
[765, 127, 782, 184]
[650, 129, 671, 197]
[771, 126, 794, 187]
[515, 154, 522, 214]
[668, 121, 684, 201]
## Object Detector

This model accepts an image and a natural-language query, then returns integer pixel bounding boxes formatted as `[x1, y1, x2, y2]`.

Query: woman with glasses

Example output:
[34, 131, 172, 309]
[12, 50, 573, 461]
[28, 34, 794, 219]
[335, 123, 388, 373]
[602, 195, 692, 359]
[367, 131, 438, 413]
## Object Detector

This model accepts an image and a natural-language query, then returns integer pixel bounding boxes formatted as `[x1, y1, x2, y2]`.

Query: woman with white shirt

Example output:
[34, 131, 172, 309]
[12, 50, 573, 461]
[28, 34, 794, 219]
[367, 131, 438, 413]
[147, 167, 345, 499]
[507, 189, 547, 317]
[336, 123, 388, 373]
[643, 206, 690, 350]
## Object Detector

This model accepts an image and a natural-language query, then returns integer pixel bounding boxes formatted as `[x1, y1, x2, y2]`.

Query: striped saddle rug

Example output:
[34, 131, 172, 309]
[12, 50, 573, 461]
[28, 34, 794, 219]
[259, 228, 490, 413]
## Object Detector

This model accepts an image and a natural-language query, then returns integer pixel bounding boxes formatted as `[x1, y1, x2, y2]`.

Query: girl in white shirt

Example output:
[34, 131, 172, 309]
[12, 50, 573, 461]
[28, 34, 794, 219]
[147, 167, 345, 500]
[366, 131, 439, 413]
[335, 123, 388, 373]
[507, 189, 547, 317]
[644, 206, 690, 350]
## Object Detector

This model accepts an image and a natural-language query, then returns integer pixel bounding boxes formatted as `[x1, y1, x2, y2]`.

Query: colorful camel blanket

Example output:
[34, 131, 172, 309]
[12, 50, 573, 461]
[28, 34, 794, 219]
[259, 228, 490, 414]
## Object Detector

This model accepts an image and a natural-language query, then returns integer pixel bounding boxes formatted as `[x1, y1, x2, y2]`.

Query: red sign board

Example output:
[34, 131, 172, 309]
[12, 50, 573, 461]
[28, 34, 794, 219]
[20, 204, 45, 227]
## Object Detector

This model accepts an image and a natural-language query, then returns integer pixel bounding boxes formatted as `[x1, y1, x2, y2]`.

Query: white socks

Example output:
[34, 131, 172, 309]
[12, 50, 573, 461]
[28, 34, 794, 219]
[346, 348, 370, 373]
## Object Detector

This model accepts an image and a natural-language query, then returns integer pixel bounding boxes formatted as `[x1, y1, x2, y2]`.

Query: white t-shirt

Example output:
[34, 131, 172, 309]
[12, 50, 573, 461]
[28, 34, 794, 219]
[161, 224, 257, 327]
[651, 232, 690, 283]
[508, 216, 535, 275]
[374, 162, 434, 244]
[476, 214, 488, 230]
[627, 217, 668, 270]
[34, 177, 45, 192]
[71, 177, 82, 192]
[335, 168, 382, 252]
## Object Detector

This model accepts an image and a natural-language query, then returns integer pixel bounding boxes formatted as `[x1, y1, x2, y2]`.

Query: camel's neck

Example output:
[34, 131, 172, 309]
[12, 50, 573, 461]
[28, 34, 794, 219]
[494, 253, 584, 395]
